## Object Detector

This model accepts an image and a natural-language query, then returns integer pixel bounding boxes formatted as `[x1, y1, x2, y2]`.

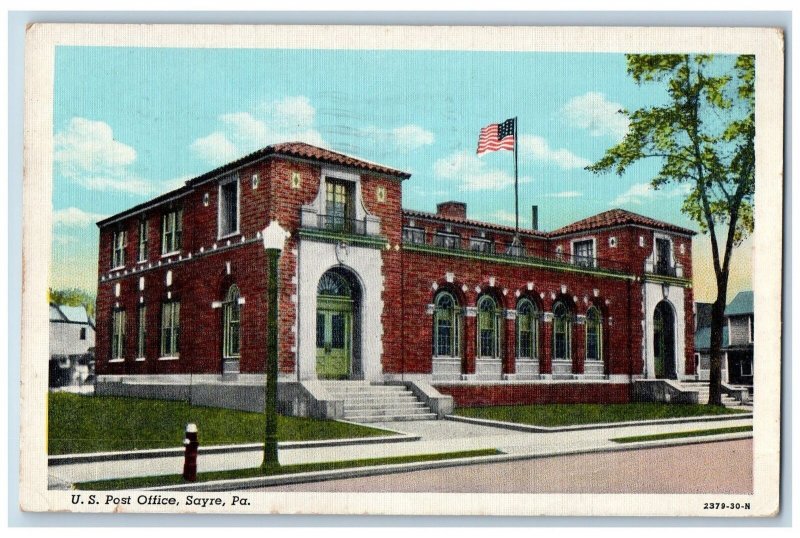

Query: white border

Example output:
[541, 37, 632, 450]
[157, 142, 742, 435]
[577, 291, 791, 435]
[21, 23, 783, 517]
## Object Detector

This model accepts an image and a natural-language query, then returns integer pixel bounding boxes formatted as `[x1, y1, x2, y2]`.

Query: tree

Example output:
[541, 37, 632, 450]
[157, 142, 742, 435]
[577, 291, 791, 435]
[49, 287, 97, 317]
[588, 54, 755, 406]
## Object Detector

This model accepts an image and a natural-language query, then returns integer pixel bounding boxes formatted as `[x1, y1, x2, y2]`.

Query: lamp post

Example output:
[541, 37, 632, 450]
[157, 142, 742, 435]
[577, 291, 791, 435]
[261, 220, 289, 472]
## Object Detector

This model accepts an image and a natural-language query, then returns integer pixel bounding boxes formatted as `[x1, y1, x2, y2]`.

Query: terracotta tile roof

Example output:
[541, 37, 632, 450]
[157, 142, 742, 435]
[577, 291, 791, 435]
[550, 209, 696, 236]
[100, 142, 410, 226]
[402, 209, 548, 237]
[188, 142, 410, 187]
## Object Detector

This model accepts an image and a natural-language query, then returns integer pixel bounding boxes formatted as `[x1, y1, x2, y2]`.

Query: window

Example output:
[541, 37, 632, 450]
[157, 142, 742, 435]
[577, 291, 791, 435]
[585, 306, 603, 361]
[79, 327, 87, 340]
[160, 301, 180, 356]
[111, 309, 125, 360]
[223, 285, 241, 359]
[433, 291, 461, 357]
[516, 298, 540, 359]
[741, 359, 753, 377]
[161, 210, 183, 254]
[477, 295, 501, 358]
[655, 237, 674, 275]
[402, 227, 425, 244]
[434, 232, 460, 249]
[470, 237, 493, 254]
[219, 176, 239, 237]
[572, 239, 595, 268]
[749, 315, 754, 343]
[553, 302, 572, 360]
[138, 219, 148, 262]
[325, 180, 353, 231]
[137, 304, 147, 358]
[112, 230, 126, 268]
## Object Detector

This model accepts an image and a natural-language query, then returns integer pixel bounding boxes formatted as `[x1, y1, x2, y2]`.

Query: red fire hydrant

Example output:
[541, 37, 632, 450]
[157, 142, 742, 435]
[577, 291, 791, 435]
[182, 423, 199, 482]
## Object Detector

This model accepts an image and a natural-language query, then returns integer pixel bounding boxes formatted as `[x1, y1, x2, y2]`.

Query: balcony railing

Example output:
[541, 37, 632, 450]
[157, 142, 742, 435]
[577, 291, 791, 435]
[409, 236, 631, 273]
[653, 261, 678, 277]
[643, 258, 683, 278]
[317, 214, 367, 235]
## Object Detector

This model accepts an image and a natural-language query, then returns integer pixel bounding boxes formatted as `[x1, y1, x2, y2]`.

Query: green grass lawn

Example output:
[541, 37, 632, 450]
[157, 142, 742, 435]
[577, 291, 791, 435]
[76, 449, 501, 490]
[49, 393, 392, 455]
[454, 403, 748, 428]
[611, 425, 753, 444]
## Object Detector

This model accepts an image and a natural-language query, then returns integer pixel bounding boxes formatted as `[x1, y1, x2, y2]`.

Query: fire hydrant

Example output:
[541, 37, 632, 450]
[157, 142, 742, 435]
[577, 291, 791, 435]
[182, 423, 199, 482]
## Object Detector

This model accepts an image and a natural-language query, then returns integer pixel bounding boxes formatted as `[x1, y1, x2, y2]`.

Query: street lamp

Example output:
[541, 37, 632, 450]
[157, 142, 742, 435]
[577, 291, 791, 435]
[261, 220, 289, 472]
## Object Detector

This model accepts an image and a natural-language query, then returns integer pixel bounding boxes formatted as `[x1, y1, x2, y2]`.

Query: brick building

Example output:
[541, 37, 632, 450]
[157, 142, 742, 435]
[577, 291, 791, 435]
[95, 142, 696, 417]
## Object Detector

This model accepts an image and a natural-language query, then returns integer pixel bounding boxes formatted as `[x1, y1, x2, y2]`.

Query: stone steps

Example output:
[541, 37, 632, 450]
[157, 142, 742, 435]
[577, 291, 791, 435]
[320, 381, 436, 423]
[678, 382, 750, 408]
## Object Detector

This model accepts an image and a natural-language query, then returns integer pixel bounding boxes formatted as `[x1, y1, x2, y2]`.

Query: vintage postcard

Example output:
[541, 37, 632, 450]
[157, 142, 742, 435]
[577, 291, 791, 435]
[20, 24, 783, 516]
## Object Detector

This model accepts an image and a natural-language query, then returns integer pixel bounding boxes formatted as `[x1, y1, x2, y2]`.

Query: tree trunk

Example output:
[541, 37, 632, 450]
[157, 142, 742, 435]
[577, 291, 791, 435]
[707, 274, 729, 406]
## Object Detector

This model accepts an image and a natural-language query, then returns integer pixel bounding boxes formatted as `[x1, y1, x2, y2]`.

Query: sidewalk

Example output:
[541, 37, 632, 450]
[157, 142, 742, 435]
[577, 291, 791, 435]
[48, 414, 752, 487]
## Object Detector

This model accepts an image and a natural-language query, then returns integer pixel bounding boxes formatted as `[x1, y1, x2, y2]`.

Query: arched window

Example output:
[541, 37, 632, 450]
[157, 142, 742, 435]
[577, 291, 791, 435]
[516, 298, 540, 359]
[552, 301, 572, 360]
[317, 271, 352, 297]
[433, 291, 461, 357]
[223, 285, 241, 359]
[585, 306, 603, 361]
[477, 295, 501, 358]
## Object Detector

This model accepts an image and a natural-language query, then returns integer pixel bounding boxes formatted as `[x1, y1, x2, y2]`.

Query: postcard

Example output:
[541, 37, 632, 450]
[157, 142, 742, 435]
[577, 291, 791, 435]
[20, 23, 783, 516]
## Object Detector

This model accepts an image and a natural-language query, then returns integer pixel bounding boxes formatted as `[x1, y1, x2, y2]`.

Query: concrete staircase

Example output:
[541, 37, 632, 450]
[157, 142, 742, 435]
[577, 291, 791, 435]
[320, 381, 437, 422]
[678, 381, 751, 408]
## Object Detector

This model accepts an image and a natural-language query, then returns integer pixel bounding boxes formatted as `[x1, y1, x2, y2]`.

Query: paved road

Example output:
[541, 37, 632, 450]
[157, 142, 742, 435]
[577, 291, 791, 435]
[252, 439, 753, 494]
[49, 416, 753, 486]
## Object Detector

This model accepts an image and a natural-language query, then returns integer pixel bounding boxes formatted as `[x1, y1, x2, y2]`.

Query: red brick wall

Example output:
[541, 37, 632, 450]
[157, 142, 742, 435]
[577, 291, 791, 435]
[398, 248, 642, 377]
[436, 202, 467, 219]
[95, 241, 270, 377]
[95, 152, 690, 395]
[437, 382, 631, 407]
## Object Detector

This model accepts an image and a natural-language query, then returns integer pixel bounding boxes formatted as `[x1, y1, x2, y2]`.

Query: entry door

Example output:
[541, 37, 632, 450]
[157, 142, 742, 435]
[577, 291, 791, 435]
[316, 298, 352, 379]
[654, 303, 676, 379]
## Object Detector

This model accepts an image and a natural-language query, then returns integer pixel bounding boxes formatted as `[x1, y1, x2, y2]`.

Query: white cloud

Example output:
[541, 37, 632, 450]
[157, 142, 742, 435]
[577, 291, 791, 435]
[191, 96, 327, 166]
[220, 112, 269, 143]
[485, 209, 518, 225]
[544, 190, 583, 198]
[361, 124, 435, 152]
[610, 183, 655, 206]
[54, 118, 137, 178]
[610, 182, 689, 206]
[267, 95, 316, 129]
[190, 132, 240, 166]
[562, 92, 630, 141]
[70, 176, 157, 195]
[53, 207, 108, 227]
[518, 135, 590, 169]
[53, 118, 183, 196]
[433, 150, 531, 191]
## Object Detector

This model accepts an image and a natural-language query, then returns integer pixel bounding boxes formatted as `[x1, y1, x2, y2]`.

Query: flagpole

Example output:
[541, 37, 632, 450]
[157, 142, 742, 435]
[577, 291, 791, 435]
[513, 116, 519, 242]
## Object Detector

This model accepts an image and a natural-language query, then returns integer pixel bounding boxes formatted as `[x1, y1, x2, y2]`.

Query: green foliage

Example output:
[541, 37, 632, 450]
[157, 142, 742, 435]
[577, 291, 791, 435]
[49, 287, 97, 317]
[48, 393, 392, 455]
[76, 449, 501, 490]
[455, 403, 745, 427]
[588, 54, 755, 276]
[611, 425, 752, 444]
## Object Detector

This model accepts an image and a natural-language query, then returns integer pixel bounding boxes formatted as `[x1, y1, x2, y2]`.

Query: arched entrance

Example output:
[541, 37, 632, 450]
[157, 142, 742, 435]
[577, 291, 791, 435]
[316, 268, 361, 379]
[654, 301, 676, 379]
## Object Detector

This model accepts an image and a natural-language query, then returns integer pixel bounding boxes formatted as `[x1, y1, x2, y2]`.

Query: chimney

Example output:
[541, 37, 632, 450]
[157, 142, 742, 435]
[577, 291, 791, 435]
[531, 205, 539, 231]
[436, 201, 467, 220]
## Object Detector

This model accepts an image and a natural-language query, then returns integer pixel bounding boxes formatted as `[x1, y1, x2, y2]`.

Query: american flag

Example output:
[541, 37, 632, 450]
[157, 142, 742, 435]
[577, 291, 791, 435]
[476, 118, 516, 154]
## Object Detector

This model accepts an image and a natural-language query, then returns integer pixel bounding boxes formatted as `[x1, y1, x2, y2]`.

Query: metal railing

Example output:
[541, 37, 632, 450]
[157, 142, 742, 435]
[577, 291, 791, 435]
[411, 235, 631, 273]
[651, 261, 678, 277]
[317, 214, 367, 235]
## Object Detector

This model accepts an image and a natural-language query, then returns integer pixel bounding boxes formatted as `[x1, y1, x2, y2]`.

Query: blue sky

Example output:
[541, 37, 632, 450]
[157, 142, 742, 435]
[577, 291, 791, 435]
[50, 46, 752, 301]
